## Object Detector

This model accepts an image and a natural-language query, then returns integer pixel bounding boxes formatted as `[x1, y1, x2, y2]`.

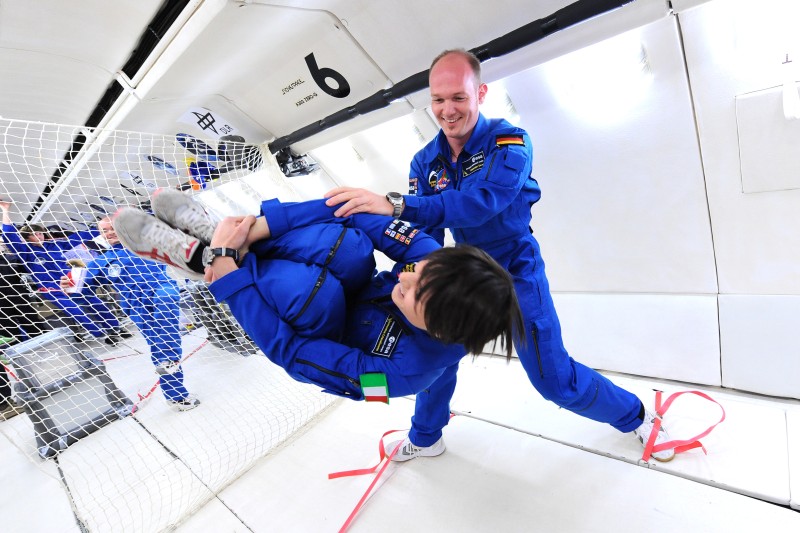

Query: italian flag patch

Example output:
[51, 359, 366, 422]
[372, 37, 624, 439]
[360, 373, 389, 403]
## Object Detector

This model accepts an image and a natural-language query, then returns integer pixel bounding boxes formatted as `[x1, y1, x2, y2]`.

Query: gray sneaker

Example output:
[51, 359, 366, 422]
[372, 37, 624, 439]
[154, 360, 181, 376]
[113, 208, 204, 281]
[151, 188, 216, 244]
[167, 394, 201, 412]
[386, 437, 446, 462]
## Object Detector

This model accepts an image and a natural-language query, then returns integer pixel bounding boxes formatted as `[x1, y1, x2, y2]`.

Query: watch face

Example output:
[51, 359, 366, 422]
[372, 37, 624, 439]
[201, 246, 213, 267]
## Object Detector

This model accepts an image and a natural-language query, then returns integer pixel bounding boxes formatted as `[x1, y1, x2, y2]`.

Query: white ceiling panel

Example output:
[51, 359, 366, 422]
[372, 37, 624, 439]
[0, 0, 166, 125]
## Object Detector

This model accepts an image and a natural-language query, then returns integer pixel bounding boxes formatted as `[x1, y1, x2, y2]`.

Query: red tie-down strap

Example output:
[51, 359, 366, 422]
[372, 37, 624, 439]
[329, 429, 406, 533]
[641, 389, 726, 462]
[330, 413, 457, 532]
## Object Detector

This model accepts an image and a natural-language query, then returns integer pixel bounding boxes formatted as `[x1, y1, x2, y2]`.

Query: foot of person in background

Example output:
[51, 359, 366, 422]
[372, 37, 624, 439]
[71, 330, 95, 344]
[166, 394, 200, 412]
[633, 409, 675, 462]
[0, 399, 21, 421]
[387, 437, 446, 462]
[103, 327, 134, 346]
[154, 360, 181, 376]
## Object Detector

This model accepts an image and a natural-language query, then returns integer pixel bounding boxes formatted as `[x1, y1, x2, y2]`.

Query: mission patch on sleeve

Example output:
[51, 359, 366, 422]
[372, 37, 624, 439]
[384, 219, 419, 245]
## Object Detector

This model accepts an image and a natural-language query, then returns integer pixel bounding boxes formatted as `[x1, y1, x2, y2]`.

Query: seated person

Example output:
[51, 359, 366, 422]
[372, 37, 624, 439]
[111, 189, 523, 402]
[0, 199, 122, 343]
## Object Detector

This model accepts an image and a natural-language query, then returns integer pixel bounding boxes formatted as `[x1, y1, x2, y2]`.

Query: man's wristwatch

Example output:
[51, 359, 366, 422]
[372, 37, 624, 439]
[202, 246, 240, 268]
[385, 192, 405, 218]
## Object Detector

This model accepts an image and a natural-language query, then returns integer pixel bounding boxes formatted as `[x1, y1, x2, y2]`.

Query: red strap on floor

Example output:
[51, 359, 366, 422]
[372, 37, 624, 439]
[328, 429, 405, 479]
[641, 389, 726, 462]
[330, 430, 405, 533]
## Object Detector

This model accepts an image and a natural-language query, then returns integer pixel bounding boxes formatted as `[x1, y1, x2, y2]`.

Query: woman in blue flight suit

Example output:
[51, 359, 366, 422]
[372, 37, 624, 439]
[210, 199, 471, 400]
[113, 195, 520, 406]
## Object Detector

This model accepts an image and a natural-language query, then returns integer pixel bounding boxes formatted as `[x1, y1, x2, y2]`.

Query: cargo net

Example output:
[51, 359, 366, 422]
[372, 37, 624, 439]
[0, 117, 334, 531]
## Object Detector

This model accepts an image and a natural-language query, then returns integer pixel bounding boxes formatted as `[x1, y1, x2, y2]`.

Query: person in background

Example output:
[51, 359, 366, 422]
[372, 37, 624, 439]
[0, 243, 49, 342]
[60, 217, 199, 411]
[0, 199, 124, 345]
[324, 48, 675, 462]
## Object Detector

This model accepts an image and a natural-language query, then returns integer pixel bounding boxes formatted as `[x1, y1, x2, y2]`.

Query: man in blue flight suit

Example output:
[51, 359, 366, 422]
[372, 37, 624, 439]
[325, 49, 674, 462]
[110, 190, 522, 408]
[59, 217, 199, 411]
[0, 199, 122, 343]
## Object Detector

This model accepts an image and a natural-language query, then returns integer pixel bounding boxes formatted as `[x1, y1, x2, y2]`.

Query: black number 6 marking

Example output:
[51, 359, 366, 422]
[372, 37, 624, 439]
[305, 53, 351, 98]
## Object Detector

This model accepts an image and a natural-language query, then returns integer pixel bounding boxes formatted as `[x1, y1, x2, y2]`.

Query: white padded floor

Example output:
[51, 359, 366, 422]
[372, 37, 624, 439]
[2, 345, 799, 532]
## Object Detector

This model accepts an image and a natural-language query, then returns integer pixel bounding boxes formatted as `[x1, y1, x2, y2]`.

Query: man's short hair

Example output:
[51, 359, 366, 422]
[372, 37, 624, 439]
[430, 48, 482, 84]
[417, 245, 523, 357]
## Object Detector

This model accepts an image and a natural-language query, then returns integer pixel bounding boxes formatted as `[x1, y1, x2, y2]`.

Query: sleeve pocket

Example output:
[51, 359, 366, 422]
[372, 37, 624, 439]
[487, 147, 527, 186]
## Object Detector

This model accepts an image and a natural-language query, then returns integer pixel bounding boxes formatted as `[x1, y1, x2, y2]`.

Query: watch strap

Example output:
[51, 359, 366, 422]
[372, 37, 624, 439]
[203, 246, 239, 267]
[386, 192, 404, 218]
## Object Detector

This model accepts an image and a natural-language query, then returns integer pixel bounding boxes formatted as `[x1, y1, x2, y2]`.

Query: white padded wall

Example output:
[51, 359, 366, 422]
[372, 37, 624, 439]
[681, 0, 800, 397]
[511, 16, 716, 295]
[719, 295, 800, 399]
[554, 294, 721, 386]
[682, 0, 800, 296]
[491, 17, 719, 379]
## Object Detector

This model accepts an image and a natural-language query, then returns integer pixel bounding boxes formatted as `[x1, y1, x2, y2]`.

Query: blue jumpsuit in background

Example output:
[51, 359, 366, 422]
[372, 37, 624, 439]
[2, 224, 119, 338]
[82, 244, 190, 401]
[209, 199, 466, 402]
[398, 113, 643, 447]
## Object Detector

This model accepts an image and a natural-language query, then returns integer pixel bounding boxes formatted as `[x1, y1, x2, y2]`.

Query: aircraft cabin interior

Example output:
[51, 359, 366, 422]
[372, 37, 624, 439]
[0, 0, 799, 531]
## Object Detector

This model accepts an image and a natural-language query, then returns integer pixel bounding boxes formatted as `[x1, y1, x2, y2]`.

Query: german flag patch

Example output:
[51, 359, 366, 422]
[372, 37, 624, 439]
[495, 134, 525, 147]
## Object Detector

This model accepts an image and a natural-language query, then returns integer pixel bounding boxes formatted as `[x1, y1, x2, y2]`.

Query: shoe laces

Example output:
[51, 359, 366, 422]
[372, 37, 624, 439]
[142, 220, 194, 259]
[177, 203, 215, 230]
[400, 441, 419, 455]
[636, 411, 668, 444]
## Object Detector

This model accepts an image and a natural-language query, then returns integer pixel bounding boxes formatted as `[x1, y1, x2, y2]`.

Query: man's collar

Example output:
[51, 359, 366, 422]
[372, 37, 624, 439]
[462, 113, 488, 156]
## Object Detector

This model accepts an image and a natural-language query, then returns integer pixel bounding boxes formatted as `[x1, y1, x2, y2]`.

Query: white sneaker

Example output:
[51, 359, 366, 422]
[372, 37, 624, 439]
[386, 437, 446, 462]
[154, 360, 181, 376]
[166, 394, 200, 412]
[151, 188, 217, 244]
[633, 409, 675, 462]
[113, 208, 205, 280]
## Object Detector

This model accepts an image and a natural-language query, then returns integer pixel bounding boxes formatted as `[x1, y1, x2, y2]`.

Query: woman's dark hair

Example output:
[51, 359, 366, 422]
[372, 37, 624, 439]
[416, 245, 524, 358]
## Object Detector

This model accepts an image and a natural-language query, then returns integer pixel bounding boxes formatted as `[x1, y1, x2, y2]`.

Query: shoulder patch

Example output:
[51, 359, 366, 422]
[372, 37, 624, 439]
[408, 177, 418, 195]
[384, 219, 419, 246]
[495, 134, 525, 147]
